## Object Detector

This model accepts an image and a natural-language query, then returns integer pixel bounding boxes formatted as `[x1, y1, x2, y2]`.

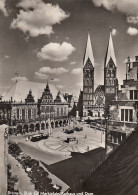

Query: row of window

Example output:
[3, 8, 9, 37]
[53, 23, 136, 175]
[83, 94, 93, 101]
[83, 87, 93, 93]
[121, 109, 133, 122]
[41, 106, 54, 112]
[105, 87, 115, 93]
[56, 107, 67, 116]
[130, 90, 138, 100]
[16, 108, 37, 120]
[106, 78, 115, 86]
[83, 101, 93, 106]
[83, 79, 93, 86]
[41, 99, 53, 103]
[106, 70, 115, 78]
[41, 113, 54, 119]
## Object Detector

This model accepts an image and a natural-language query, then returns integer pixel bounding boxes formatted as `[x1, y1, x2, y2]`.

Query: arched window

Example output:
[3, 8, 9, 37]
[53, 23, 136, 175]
[106, 70, 110, 77]
[111, 70, 115, 77]
[106, 78, 110, 85]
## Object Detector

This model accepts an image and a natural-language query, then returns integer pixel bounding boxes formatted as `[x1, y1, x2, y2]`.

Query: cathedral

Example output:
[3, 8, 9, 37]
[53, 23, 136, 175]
[82, 29, 118, 117]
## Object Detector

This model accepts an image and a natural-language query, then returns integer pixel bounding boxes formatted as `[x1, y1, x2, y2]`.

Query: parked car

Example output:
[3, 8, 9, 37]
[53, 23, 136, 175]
[42, 133, 49, 139]
[64, 129, 74, 134]
[75, 127, 83, 131]
[30, 134, 43, 142]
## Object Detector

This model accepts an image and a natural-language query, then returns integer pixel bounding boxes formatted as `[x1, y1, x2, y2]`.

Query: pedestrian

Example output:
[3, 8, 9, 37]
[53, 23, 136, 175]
[87, 146, 89, 151]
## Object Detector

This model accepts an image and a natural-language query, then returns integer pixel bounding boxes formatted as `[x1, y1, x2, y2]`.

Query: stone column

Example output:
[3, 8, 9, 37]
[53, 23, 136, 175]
[44, 122, 46, 130]
[53, 122, 55, 129]
[39, 123, 41, 131]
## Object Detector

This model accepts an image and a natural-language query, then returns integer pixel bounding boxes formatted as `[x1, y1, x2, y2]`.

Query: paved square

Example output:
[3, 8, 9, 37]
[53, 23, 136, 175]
[38, 124, 105, 155]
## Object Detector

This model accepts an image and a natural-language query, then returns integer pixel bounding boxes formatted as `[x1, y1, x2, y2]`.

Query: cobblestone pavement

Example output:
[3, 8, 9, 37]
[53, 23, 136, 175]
[9, 123, 105, 164]
[38, 124, 105, 155]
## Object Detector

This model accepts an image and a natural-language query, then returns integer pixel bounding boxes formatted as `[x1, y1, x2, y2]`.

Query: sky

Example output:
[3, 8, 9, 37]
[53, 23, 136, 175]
[1, 0, 138, 97]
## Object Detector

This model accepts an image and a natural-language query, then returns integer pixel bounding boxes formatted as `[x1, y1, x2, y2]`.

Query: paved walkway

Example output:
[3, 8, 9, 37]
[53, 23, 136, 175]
[0, 124, 8, 195]
[8, 154, 36, 193]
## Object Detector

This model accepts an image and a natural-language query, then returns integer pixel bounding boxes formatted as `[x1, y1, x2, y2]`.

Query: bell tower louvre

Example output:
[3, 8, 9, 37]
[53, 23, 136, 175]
[83, 32, 95, 117]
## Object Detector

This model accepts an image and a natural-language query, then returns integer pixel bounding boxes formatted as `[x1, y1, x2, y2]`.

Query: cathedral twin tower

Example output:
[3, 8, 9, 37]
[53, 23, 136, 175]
[82, 30, 118, 117]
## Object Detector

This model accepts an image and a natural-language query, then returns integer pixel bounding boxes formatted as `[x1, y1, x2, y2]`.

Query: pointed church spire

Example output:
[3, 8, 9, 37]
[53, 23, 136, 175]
[83, 31, 94, 67]
[105, 28, 117, 67]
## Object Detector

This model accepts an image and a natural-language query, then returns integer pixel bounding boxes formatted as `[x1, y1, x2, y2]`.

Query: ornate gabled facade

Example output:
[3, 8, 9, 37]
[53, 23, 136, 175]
[0, 81, 69, 133]
[83, 32, 95, 117]
[25, 89, 35, 104]
[38, 83, 55, 120]
[54, 91, 62, 103]
[41, 83, 53, 104]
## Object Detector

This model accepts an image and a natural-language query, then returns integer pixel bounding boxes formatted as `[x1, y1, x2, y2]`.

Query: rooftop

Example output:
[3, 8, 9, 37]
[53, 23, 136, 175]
[2, 81, 66, 103]
[83, 129, 138, 195]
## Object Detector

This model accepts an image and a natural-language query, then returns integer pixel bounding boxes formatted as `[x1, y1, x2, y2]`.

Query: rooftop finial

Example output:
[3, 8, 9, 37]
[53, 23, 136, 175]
[109, 26, 113, 33]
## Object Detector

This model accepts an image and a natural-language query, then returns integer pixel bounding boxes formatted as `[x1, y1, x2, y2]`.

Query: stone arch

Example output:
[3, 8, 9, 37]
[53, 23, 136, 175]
[23, 124, 29, 133]
[59, 120, 63, 127]
[55, 121, 58, 128]
[88, 110, 93, 117]
[63, 120, 66, 126]
[41, 123, 45, 130]
[17, 125, 22, 134]
[30, 123, 35, 132]
[35, 123, 40, 131]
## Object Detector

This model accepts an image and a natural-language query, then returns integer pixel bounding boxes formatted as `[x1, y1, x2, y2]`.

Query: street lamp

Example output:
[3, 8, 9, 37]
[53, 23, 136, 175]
[104, 114, 110, 151]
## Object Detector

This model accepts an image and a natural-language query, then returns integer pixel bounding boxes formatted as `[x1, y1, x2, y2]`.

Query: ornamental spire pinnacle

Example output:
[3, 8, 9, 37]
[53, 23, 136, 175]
[83, 31, 94, 67]
[105, 27, 117, 67]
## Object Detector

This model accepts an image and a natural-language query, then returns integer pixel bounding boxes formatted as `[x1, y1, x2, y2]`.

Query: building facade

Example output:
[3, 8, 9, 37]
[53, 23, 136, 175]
[0, 81, 69, 133]
[81, 30, 118, 118]
[107, 55, 138, 151]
